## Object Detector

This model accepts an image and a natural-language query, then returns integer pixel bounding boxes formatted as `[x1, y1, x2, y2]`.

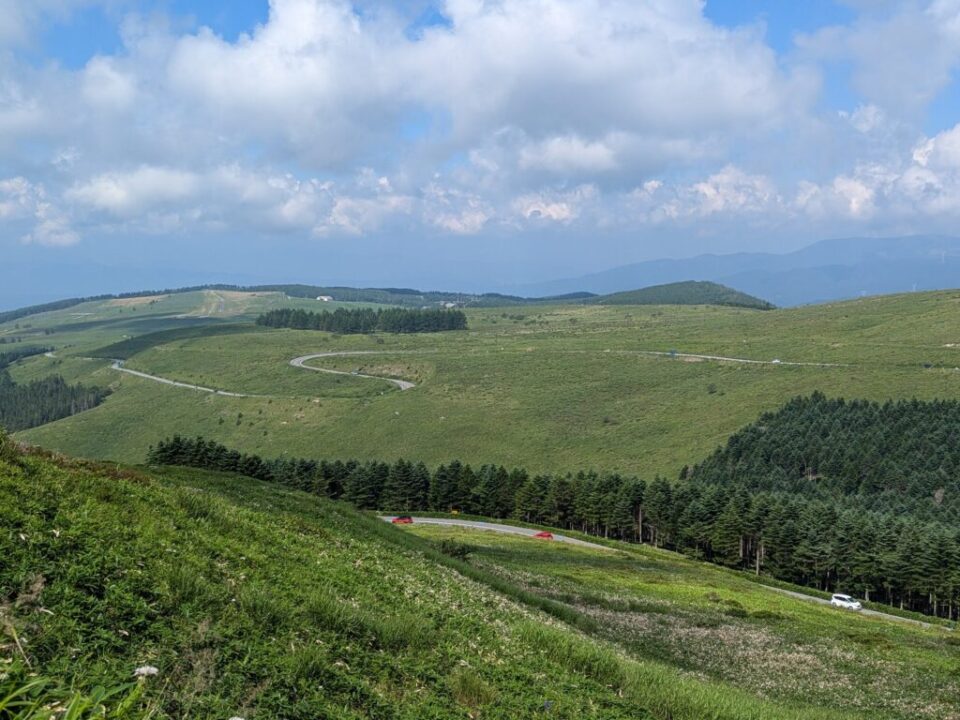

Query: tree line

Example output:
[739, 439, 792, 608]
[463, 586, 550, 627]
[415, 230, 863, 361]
[0, 347, 52, 368]
[0, 346, 110, 432]
[256, 307, 467, 334]
[148, 423, 960, 620]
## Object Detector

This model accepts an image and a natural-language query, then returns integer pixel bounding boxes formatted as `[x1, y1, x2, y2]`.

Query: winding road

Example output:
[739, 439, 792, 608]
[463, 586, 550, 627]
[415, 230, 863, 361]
[379, 516, 611, 549]
[290, 352, 416, 390]
[110, 360, 262, 398]
[103, 343, 843, 400]
[634, 350, 848, 368]
[106, 351, 417, 396]
[384, 516, 943, 629]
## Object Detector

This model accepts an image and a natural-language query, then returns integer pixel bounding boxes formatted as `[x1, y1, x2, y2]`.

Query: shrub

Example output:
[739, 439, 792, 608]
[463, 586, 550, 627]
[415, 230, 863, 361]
[163, 564, 207, 607]
[438, 539, 473, 561]
[448, 668, 496, 708]
[0, 427, 19, 464]
[239, 587, 289, 633]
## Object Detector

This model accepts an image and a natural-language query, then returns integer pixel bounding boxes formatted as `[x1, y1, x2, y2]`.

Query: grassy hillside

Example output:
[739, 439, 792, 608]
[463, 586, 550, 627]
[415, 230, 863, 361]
[0, 289, 386, 354]
[0, 283, 597, 324]
[591, 281, 774, 309]
[405, 523, 960, 719]
[11, 289, 960, 476]
[0, 439, 896, 719]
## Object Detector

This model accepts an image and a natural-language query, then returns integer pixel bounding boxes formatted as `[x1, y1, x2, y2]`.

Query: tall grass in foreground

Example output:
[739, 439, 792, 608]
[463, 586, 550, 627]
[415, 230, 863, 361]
[0, 673, 144, 719]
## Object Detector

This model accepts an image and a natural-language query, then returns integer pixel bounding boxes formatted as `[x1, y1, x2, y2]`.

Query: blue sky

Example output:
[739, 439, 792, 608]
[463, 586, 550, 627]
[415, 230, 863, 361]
[2, 0, 960, 307]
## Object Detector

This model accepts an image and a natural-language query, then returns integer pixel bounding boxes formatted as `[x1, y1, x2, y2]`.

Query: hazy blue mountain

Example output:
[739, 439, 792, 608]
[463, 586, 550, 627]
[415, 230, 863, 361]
[516, 236, 960, 306]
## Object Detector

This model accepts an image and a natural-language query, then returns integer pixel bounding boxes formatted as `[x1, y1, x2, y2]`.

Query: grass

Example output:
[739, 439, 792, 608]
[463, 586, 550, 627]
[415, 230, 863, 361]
[0, 676, 144, 719]
[11, 289, 960, 475]
[0, 446, 881, 719]
[402, 523, 960, 719]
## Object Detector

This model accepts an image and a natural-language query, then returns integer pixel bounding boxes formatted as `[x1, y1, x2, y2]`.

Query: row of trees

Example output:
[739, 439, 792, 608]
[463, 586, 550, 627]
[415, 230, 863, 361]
[148, 434, 960, 619]
[0, 347, 52, 368]
[256, 307, 467, 334]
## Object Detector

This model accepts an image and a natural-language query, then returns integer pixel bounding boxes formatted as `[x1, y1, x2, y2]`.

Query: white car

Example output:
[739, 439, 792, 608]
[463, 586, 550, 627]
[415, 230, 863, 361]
[830, 593, 863, 610]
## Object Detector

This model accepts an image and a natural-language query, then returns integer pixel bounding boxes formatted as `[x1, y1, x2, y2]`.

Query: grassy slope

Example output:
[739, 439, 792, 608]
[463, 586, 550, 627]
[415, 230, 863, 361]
[0, 290, 384, 354]
[405, 524, 960, 720]
[13, 290, 960, 475]
[1, 449, 856, 720]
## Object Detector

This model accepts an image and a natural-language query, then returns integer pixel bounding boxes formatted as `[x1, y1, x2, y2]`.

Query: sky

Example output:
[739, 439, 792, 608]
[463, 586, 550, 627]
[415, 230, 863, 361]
[2, 0, 960, 306]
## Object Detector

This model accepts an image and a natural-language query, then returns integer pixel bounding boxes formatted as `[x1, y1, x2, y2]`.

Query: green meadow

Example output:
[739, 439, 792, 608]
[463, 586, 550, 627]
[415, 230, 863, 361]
[10, 289, 960, 475]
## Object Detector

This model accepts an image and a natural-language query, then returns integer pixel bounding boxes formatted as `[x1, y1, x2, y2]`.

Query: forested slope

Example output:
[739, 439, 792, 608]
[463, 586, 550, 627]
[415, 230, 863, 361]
[684, 393, 960, 613]
[689, 392, 960, 517]
[0, 348, 110, 431]
[592, 281, 774, 309]
[147, 389, 960, 621]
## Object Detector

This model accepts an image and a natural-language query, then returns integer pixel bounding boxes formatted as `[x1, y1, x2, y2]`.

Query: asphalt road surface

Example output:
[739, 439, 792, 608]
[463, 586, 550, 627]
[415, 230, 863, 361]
[291, 352, 416, 390]
[110, 360, 260, 398]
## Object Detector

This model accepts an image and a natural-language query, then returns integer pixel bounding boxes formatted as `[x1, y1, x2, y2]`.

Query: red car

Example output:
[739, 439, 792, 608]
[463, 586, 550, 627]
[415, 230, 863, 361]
[533, 531, 554, 540]
[391, 516, 414, 524]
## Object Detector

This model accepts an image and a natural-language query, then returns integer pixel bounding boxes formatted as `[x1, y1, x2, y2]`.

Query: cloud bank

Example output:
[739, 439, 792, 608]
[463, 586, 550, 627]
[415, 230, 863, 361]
[2, 0, 960, 259]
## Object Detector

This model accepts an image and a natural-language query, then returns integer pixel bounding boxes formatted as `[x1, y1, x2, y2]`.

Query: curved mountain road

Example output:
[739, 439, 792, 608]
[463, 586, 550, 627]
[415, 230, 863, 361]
[384, 516, 944, 629]
[104, 350, 417, 397]
[380, 516, 612, 550]
[290, 352, 416, 390]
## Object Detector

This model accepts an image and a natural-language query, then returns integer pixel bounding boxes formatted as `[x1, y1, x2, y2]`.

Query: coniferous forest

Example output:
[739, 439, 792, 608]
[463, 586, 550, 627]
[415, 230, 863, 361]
[0, 348, 110, 432]
[149, 393, 960, 621]
[256, 307, 468, 334]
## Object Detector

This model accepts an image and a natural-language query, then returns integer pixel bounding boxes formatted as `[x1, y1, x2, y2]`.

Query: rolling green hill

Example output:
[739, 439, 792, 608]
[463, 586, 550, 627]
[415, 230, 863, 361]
[9, 288, 960, 479]
[2, 436, 955, 719]
[0, 283, 595, 325]
[591, 281, 774, 309]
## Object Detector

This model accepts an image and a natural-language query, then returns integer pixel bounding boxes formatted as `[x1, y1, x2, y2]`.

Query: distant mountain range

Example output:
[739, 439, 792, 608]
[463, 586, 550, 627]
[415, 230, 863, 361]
[516, 235, 960, 306]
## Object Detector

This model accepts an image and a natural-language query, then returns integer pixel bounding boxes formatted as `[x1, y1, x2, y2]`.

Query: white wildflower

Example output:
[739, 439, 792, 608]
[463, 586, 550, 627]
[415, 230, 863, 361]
[133, 665, 159, 678]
